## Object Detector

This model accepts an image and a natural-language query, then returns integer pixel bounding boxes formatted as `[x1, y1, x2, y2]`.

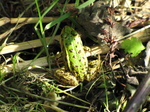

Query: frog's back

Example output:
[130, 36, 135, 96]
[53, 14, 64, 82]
[61, 26, 88, 81]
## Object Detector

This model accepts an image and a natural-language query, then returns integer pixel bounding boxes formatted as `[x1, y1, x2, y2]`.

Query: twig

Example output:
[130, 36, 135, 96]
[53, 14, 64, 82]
[123, 69, 150, 112]
[117, 24, 150, 41]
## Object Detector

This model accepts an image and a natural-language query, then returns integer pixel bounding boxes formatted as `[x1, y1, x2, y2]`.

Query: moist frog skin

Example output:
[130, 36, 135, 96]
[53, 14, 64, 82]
[54, 26, 99, 86]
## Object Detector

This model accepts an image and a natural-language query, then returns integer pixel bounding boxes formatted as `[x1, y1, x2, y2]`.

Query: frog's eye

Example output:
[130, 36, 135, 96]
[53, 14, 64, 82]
[71, 30, 77, 36]
[61, 33, 67, 38]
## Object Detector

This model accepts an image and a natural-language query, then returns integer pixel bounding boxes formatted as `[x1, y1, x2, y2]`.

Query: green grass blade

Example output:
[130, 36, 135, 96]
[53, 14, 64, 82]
[76, 0, 95, 9]
[45, 13, 71, 30]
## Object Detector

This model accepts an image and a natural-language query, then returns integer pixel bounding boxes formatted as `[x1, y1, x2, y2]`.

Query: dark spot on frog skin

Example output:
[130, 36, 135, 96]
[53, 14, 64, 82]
[75, 65, 78, 68]
[70, 61, 73, 65]
[65, 42, 72, 46]
[76, 42, 80, 44]
[84, 61, 87, 64]
[82, 57, 85, 59]
[72, 55, 76, 59]
[78, 50, 81, 54]
[69, 49, 74, 52]
[81, 68, 85, 71]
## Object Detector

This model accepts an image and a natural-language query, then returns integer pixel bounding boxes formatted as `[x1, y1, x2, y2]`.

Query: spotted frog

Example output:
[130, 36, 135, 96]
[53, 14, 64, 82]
[54, 26, 99, 86]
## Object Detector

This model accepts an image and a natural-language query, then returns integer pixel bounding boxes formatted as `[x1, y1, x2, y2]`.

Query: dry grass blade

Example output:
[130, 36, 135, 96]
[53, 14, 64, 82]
[0, 22, 27, 40]
[1, 0, 150, 111]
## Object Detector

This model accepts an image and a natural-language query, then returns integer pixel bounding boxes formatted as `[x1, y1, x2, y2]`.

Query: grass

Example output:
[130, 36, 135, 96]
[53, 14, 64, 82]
[0, 0, 150, 112]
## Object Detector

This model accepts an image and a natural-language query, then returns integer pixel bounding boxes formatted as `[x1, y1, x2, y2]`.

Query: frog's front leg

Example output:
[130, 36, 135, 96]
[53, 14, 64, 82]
[86, 60, 101, 81]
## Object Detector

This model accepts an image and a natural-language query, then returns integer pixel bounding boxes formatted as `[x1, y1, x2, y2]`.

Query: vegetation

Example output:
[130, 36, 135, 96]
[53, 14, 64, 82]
[121, 37, 145, 57]
[0, 0, 150, 112]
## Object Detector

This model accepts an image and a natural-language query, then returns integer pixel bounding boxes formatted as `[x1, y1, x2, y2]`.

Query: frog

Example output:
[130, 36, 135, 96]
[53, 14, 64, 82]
[54, 26, 100, 86]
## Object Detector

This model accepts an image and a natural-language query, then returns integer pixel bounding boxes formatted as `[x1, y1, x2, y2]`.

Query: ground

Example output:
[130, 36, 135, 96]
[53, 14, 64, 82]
[0, 0, 150, 112]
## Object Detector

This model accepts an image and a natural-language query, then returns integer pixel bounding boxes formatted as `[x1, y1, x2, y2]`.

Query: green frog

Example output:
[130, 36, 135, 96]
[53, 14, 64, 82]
[54, 26, 99, 86]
